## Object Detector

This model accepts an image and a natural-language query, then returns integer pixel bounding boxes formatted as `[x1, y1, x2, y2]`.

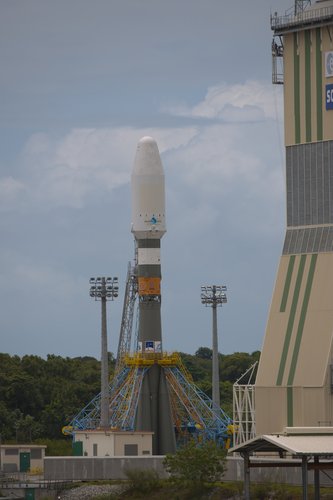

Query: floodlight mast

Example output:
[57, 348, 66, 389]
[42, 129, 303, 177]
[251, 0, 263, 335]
[201, 285, 227, 413]
[89, 276, 118, 428]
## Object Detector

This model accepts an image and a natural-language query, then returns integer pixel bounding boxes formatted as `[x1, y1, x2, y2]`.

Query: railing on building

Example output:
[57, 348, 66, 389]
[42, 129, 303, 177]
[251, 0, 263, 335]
[271, 5, 333, 33]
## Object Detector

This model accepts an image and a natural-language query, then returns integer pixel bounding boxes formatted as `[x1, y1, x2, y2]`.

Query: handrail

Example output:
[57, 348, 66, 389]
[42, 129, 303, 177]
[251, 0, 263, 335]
[124, 351, 179, 366]
[271, 5, 333, 31]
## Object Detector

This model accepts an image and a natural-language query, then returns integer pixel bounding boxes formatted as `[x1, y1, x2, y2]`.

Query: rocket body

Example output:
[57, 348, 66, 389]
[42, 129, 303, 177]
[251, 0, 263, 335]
[131, 136, 165, 352]
[131, 136, 166, 240]
[131, 136, 176, 454]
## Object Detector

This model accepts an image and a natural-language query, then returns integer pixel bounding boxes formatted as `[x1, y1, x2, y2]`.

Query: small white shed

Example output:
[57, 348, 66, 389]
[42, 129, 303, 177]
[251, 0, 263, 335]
[73, 429, 153, 457]
[0, 444, 47, 472]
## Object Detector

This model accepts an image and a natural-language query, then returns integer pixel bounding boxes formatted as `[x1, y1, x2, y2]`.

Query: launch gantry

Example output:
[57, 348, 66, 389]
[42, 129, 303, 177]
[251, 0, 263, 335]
[114, 261, 138, 377]
[64, 266, 233, 446]
[64, 260, 233, 447]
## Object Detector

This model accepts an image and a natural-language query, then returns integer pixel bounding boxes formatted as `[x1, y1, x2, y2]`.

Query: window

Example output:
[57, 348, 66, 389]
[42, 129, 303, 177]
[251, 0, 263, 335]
[124, 444, 138, 456]
[5, 448, 18, 455]
[30, 449, 42, 459]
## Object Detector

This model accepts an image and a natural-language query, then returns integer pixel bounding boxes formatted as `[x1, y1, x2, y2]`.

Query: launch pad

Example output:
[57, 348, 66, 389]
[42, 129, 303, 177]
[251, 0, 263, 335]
[64, 264, 232, 449]
[63, 137, 232, 453]
[64, 353, 233, 449]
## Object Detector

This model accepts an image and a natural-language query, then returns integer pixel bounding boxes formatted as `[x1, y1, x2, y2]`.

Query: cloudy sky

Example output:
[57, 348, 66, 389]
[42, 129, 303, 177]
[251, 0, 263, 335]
[0, 0, 293, 359]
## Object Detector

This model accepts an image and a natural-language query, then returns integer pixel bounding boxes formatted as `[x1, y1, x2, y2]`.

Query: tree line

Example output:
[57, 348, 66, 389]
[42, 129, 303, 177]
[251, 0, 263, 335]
[0, 349, 259, 442]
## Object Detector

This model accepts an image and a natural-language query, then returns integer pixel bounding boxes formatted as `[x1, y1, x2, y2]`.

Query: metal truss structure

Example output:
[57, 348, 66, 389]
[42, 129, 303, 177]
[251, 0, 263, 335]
[62, 365, 131, 435]
[115, 262, 138, 376]
[164, 365, 233, 446]
[65, 353, 233, 447]
[63, 261, 233, 447]
[233, 362, 257, 446]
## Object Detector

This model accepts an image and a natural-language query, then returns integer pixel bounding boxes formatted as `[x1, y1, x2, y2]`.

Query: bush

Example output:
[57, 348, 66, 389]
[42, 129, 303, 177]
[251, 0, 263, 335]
[124, 467, 160, 496]
[164, 440, 227, 487]
[34, 438, 72, 456]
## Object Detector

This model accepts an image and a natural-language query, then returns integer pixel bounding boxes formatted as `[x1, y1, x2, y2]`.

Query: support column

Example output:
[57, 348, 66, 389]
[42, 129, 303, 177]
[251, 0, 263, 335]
[243, 452, 250, 500]
[302, 455, 308, 500]
[212, 302, 220, 411]
[314, 456, 320, 500]
[100, 293, 109, 428]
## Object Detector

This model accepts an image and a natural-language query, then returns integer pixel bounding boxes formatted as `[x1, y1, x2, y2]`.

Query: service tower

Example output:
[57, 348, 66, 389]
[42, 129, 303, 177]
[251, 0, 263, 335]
[131, 136, 176, 454]
[256, 0, 333, 434]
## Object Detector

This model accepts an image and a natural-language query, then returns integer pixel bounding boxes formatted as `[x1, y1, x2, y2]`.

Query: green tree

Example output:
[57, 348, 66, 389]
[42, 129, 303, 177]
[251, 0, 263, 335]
[15, 414, 42, 442]
[0, 402, 14, 440]
[195, 347, 212, 360]
[220, 381, 233, 416]
[0, 349, 258, 442]
[164, 440, 227, 487]
[180, 352, 211, 382]
[220, 351, 259, 382]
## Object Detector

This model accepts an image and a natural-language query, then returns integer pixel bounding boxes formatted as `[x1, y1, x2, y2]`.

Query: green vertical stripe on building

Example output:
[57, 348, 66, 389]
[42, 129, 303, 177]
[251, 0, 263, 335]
[294, 32, 301, 144]
[287, 254, 317, 386]
[276, 255, 306, 386]
[280, 255, 296, 312]
[316, 28, 323, 141]
[305, 30, 312, 143]
[287, 387, 293, 426]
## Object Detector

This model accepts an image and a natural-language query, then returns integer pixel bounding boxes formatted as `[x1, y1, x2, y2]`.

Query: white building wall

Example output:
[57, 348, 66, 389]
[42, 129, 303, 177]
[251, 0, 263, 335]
[74, 431, 153, 457]
[0, 445, 46, 472]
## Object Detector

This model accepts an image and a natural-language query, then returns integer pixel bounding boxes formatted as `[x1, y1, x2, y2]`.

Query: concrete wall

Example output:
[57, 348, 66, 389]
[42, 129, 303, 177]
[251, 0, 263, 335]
[44, 456, 167, 481]
[44, 456, 333, 487]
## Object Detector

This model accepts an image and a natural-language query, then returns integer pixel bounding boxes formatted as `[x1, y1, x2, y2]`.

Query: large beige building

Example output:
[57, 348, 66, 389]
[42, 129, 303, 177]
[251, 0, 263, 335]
[255, 0, 333, 434]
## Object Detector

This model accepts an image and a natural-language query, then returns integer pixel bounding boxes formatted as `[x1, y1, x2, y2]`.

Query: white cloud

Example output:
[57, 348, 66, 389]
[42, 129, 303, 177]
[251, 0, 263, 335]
[170, 122, 283, 200]
[0, 80, 284, 214]
[163, 80, 283, 123]
[3, 127, 197, 210]
[0, 176, 26, 211]
[1, 81, 284, 236]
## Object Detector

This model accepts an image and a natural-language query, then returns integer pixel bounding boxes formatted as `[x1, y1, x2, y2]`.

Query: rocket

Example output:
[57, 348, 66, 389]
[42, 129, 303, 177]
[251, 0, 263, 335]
[131, 136, 176, 455]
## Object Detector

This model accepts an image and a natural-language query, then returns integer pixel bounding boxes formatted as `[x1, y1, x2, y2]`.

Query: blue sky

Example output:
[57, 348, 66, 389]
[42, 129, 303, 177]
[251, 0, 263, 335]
[0, 0, 293, 358]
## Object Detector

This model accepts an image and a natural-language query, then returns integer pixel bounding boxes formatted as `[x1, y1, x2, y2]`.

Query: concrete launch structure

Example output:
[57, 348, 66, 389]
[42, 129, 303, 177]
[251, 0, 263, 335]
[131, 136, 176, 455]
[256, 0, 333, 435]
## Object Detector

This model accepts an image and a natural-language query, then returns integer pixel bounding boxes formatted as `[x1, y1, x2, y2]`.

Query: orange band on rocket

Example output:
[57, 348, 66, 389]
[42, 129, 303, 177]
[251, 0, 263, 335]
[138, 277, 161, 296]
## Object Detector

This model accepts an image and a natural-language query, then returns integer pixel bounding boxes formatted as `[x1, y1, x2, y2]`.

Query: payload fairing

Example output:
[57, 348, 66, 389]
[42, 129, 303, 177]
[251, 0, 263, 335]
[131, 136, 176, 454]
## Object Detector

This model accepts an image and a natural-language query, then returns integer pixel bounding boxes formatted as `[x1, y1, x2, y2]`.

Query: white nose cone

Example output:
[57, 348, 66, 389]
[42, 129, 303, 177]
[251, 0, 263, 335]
[131, 136, 166, 239]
